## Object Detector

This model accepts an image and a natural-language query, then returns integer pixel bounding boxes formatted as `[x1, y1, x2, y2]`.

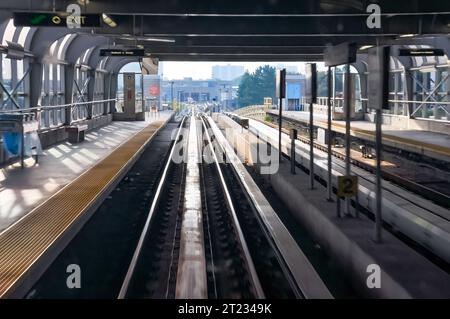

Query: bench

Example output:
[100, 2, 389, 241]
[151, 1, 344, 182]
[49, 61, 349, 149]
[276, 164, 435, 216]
[66, 124, 88, 143]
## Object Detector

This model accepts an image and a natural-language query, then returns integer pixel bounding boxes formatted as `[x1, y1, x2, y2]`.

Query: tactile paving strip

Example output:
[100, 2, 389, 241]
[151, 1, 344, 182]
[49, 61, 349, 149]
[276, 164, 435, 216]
[0, 120, 166, 298]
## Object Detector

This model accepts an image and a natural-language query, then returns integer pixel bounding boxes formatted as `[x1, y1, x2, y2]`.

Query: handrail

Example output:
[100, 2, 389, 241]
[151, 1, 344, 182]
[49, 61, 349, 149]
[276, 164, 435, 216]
[314, 96, 450, 105]
[0, 99, 117, 114]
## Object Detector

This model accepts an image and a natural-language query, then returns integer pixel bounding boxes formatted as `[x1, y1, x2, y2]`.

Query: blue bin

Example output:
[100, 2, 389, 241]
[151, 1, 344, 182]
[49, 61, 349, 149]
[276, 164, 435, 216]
[3, 132, 21, 155]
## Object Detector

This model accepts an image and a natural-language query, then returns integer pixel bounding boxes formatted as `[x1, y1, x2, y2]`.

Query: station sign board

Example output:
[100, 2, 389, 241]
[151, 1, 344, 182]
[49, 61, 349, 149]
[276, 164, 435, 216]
[100, 49, 145, 57]
[324, 42, 357, 67]
[368, 46, 390, 110]
[305, 63, 317, 104]
[276, 69, 286, 98]
[398, 48, 444, 56]
[337, 175, 358, 197]
[13, 12, 101, 27]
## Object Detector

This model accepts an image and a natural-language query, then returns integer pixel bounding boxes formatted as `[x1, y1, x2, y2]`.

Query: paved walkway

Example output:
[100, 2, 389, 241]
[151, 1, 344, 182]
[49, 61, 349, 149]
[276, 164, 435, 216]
[0, 111, 172, 232]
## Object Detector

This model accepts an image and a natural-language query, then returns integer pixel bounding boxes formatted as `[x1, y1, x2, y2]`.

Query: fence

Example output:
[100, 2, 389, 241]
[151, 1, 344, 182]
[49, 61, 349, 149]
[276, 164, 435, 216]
[0, 99, 116, 132]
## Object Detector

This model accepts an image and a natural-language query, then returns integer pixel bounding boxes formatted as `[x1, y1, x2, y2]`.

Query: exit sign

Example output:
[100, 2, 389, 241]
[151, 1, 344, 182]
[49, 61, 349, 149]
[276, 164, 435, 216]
[13, 12, 101, 27]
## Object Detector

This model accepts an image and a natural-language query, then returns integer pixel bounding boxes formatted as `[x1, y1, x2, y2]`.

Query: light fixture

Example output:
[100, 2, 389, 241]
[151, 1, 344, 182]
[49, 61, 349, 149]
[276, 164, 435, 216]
[399, 34, 417, 38]
[359, 45, 373, 51]
[419, 63, 436, 73]
[119, 36, 175, 43]
[143, 37, 175, 43]
[102, 14, 117, 28]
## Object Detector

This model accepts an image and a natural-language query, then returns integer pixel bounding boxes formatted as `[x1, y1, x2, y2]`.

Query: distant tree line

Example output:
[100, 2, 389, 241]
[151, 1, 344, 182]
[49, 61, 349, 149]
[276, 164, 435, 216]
[237, 65, 346, 107]
[237, 65, 276, 107]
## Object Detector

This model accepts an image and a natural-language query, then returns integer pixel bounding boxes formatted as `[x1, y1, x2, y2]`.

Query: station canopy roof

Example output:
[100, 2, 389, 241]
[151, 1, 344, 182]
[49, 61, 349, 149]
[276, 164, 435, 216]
[1, 0, 450, 61]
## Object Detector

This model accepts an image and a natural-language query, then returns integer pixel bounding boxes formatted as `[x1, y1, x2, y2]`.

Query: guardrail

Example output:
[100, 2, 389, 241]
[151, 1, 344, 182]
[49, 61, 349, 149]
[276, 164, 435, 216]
[0, 99, 116, 131]
[234, 105, 272, 120]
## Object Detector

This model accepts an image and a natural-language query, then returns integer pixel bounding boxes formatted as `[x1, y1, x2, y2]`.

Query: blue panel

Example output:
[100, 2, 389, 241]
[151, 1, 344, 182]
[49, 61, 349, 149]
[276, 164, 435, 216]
[286, 83, 301, 99]
[3, 132, 20, 155]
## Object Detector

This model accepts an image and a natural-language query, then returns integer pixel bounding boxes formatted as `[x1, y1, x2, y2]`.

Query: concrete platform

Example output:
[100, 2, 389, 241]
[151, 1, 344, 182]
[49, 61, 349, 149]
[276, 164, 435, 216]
[0, 111, 172, 232]
[215, 114, 450, 298]
[267, 110, 450, 163]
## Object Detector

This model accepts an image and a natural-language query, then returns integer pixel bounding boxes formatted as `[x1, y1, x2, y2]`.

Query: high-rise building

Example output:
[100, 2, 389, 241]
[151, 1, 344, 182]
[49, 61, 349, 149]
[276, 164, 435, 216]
[212, 64, 245, 81]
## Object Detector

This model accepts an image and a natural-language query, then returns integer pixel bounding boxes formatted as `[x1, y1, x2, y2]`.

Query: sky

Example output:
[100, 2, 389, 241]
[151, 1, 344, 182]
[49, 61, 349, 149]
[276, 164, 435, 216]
[159, 61, 326, 80]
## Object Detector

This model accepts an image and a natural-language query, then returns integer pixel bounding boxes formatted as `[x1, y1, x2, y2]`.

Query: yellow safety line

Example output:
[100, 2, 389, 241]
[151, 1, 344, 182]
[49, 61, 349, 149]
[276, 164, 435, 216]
[0, 120, 166, 298]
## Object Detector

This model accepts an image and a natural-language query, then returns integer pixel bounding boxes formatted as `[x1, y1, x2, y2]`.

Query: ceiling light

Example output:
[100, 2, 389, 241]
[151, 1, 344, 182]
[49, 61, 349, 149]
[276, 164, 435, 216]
[119, 36, 175, 43]
[419, 63, 436, 73]
[399, 34, 416, 38]
[144, 37, 175, 43]
[102, 14, 117, 28]
[359, 45, 373, 51]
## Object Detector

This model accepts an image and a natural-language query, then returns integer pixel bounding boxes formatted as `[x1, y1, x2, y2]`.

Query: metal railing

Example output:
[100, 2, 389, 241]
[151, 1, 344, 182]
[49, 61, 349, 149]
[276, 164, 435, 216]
[0, 99, 116, 131]
[306, 97, 450, 121]
[234, 104, 273, 120]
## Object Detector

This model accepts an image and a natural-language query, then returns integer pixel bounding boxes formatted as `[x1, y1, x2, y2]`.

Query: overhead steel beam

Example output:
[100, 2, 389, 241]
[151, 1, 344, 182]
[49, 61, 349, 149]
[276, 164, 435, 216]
[114, 35, 393, 47]
[149, 54, 323, 62]
[115, 45, 325, 55]
[4, 0, 449, 15]
[90, 14, 450, 36]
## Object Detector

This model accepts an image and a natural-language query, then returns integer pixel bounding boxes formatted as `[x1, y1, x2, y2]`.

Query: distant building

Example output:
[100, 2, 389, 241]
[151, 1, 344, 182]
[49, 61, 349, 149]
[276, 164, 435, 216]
[160, 78, 238, 109]
[278, 74, 305, 111]
[212, 64, 245, 81]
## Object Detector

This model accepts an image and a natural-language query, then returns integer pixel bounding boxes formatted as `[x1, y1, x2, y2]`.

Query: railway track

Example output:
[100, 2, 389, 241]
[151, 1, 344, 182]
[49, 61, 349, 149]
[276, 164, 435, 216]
[118, 113, 328, 298]
[26, 113, 330, 299]
[251, 117, 450, 213]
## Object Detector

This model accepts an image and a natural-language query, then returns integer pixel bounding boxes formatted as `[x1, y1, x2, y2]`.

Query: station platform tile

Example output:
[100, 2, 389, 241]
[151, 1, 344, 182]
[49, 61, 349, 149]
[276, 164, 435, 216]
[0, 112, 172, 232]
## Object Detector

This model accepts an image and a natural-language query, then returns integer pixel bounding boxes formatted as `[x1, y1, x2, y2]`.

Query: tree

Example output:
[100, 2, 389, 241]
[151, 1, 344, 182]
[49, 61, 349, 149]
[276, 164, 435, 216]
[237, 65, 276, 107]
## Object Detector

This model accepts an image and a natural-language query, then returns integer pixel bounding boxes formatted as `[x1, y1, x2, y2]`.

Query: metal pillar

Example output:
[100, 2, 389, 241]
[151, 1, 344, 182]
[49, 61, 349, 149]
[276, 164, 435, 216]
[374, 108, 383, 242]
[327, 67, 333, 201]
[170, 81, 174, 110]
[278, 95, 283, 163]
[141, 72, 144, 112]
[309, 98, 314, 189]
[344, 64, 352, 215]
[290, 129, 297, 175]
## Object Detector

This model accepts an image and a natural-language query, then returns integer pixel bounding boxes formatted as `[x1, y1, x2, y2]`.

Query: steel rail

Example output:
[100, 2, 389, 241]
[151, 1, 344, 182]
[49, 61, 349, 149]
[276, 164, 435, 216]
[117, 116, 186, 299]
[200, 115, 265, 299]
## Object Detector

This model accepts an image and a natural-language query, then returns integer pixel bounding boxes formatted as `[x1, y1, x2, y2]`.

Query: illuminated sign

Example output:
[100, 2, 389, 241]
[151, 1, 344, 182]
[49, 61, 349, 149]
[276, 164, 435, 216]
[13, 12, 101, 27]
[100, 49, 145, 57]
[398, 49, 444, 56]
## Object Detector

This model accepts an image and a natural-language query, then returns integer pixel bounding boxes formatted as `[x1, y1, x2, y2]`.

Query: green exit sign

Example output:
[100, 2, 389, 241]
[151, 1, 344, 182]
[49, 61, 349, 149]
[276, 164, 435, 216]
[13, 12, 101, 27]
